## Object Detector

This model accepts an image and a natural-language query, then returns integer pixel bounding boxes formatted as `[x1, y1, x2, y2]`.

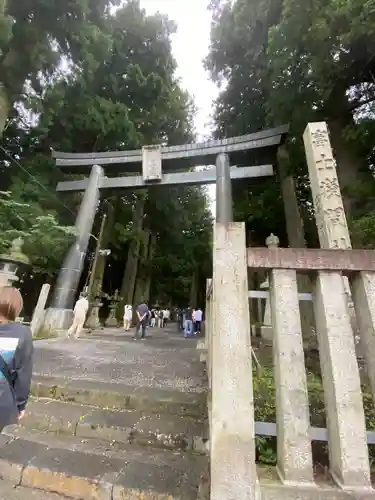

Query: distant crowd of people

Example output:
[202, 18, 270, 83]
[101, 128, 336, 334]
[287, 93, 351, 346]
[176, 306, 203, 338]
[67, 294, 204, 341]
[124, 302, 203, 340]
[0, 286, 206, 435]
[129, 303, 173, 340]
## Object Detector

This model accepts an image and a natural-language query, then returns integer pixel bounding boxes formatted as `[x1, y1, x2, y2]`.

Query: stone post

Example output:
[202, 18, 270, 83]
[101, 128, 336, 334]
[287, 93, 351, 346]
[351, 273, 375, 402]
[260, 234, 279, 342]
[215, 153, 233, 225]
[303, 122, 371, 491]
[211, 223, 258, 500]
[45, 164, 104, 330]
[30, 284, 51, 336]
[269, 257, 313, 483]
[205, 278, 212, 386]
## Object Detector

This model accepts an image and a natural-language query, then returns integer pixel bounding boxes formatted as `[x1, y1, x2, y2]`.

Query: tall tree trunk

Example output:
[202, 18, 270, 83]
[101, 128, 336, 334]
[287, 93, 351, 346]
[133, 229, 151, 308]
[278, 147, 315, 339]
[143, 232, 156, 303]
[91, 201, 116, 298]
[117, 194, 146, 318]
[0, 83, 9, 137]
[326, 87, 372, 222]
[189, 268, 198, 308]
[328, 117, 370, 223]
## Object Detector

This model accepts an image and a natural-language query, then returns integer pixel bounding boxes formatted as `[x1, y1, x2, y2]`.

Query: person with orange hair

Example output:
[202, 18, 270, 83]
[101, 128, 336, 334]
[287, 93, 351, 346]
[0, 286, 33, 431]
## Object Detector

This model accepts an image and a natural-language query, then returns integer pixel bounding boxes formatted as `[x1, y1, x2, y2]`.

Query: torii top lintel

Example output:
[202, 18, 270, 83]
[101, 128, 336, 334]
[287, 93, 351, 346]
[53, 125, 289, 174]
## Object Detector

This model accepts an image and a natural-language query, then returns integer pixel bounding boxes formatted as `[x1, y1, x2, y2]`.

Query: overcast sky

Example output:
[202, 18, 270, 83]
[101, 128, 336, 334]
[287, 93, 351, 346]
[140, 0, 219, 211]
[140, 0, 218, 138]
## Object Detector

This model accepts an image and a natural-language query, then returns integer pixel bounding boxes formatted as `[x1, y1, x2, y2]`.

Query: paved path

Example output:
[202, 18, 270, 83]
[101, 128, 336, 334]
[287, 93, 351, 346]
[33, 324, 206, 394]
[0, 324, 209, 499]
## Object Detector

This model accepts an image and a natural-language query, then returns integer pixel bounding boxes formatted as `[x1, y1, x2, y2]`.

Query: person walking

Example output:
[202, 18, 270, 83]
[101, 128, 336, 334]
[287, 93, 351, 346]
[123, 304, 132, 331]
[194, 307, 203, 334]
[0, 286, 33, 432]
[157, 309, 164, 328]
[133, 301, 149, 340]
[67, 292, 89, 339]
[184, 306, 194, 338]
[150, 309, 156, 328]
[164, 308, 170, 326]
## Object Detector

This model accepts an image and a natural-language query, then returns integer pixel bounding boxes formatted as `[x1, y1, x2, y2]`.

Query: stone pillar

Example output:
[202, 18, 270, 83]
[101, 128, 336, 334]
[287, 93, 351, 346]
[303, 122, 371, 491]
[30, 284, 51, 336]
[260, 234, 280, 342]
[45, 164, 104, 330]
[211, 223, 258, 500]
[259, 278, 272, 340]
[270, 268, 313, 484]
[205, 278, 212, 385]
[351, 272, 375, 405]
[215, 153, 233, 225]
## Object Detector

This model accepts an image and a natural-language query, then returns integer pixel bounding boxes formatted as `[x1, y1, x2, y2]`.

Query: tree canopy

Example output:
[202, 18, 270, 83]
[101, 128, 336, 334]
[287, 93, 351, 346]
[207, 0, 375, 248]
[0, 0, 213, 316]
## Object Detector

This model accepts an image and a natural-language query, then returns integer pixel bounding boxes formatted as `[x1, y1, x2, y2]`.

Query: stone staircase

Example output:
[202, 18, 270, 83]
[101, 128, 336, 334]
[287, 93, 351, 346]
[0, 328, 209, 499]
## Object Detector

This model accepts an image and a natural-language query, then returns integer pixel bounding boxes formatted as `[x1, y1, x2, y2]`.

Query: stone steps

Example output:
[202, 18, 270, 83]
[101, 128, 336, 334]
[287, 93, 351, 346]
[19, 397, 209, 454]
[17, 331, 209, 498]
[0, 481, 67, 499]
[0, 428, 207, 499]
[31, 375, 206, 419]
[0, 372, 209, 499]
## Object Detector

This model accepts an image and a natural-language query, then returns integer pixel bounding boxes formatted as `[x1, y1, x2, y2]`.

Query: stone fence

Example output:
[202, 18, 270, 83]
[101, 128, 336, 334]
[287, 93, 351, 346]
[202, 221, 375, 500]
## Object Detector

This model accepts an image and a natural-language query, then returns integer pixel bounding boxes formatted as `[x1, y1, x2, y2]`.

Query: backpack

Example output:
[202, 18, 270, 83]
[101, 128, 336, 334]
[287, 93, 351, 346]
[0, 354, 19, 431]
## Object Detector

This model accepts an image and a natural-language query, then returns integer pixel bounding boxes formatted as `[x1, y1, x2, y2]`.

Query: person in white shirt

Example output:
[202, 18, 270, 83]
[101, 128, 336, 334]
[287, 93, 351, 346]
[164, 308, 170, 326]
[123, 305, 132, 331]
[68, 292, 89, 339]
[194, 308, 203, 334]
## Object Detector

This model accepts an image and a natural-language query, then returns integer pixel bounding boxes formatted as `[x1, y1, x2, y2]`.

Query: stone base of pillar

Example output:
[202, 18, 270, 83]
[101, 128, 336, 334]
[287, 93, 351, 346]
[261, 325, 273, 342]
[44, 308, 73, 332]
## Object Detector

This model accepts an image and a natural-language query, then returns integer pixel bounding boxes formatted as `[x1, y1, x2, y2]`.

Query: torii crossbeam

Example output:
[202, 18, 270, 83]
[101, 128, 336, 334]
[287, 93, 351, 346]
[44, 125, 288, 330]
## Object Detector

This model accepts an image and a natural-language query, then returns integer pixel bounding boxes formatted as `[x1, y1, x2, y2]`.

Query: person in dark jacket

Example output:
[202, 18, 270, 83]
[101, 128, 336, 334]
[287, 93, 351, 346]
[0, 286, 33, 431]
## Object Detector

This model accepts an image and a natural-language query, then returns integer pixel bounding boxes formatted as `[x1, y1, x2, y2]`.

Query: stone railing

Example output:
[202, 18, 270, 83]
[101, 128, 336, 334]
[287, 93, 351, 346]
[201, 221, 375, 500]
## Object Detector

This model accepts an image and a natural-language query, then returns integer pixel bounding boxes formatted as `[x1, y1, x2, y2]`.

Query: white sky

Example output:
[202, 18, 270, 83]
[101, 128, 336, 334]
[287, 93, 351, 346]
[140, 0, 218, 139]
[140, 0, 219, 213]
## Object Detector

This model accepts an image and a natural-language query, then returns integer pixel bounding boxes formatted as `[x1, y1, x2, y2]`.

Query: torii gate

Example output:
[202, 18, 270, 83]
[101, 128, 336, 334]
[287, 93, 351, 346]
[44, 125, 288, 329]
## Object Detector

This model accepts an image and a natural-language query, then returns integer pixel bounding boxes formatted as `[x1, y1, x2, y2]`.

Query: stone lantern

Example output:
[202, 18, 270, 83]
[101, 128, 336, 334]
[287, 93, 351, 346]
[0, 238, 30, 287]
[105, 289, 122, 327]
[260, 234, 279, 342]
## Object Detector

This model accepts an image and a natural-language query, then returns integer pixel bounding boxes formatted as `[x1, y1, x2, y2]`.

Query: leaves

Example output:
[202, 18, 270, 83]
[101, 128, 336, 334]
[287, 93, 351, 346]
[0, 0, 212, 306]
[208, 0, 375, 247]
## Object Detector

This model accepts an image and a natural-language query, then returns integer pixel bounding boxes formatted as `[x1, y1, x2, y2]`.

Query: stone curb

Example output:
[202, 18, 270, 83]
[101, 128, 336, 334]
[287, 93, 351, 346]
[22, 399, 209, 455]
[0, 482, 67, 499]
[30, 377, 207, 418]
[0, 434, 202, 499]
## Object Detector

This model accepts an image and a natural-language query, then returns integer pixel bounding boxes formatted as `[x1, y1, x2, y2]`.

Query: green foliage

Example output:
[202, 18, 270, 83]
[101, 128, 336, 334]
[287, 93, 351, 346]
[23, 215, 76, 276]
[207, 0, 375, 247]
[252, 366, 375, 465]
[0, 0, 212, 305]
[0, 191, 76, 275]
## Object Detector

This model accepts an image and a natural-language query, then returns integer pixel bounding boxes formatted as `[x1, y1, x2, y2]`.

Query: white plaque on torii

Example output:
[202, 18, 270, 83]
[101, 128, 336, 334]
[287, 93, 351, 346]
[142, 145, 162, 182]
